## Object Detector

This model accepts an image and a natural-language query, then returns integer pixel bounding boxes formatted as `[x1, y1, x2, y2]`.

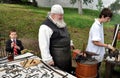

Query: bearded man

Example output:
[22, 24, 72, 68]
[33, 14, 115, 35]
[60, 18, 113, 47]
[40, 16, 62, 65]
[38, 4, 73, 73]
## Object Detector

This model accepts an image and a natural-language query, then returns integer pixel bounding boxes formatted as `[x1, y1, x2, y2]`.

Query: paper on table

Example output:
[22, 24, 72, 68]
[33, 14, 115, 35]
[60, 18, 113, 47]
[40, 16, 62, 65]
[14, 53, 34, 60]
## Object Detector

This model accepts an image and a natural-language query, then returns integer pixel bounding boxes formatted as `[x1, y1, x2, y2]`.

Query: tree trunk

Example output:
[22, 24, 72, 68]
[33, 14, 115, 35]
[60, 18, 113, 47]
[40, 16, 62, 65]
[32, 0, 38, 7]
[78, 0, 83, 14]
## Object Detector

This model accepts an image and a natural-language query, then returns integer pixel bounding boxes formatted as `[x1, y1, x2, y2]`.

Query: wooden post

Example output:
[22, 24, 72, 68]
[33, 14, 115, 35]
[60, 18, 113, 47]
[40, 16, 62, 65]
[105, 24, 120, 78]
[105, 61, 113, 78]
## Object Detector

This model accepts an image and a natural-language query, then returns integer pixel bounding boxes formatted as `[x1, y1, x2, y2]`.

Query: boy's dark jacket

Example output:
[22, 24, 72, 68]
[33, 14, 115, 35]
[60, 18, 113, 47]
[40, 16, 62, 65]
[5, 39, 24, 55]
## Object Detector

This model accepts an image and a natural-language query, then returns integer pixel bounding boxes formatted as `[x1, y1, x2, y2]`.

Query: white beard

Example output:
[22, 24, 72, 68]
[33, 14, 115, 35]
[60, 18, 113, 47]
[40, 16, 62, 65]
[55, 19, 66, 28]
[49, 16, 66, 28]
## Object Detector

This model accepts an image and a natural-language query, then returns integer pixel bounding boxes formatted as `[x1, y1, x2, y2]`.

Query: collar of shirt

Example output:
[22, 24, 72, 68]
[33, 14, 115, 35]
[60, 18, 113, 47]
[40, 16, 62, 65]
[95, 18, 103, 26]
[11, 39, 16, 42]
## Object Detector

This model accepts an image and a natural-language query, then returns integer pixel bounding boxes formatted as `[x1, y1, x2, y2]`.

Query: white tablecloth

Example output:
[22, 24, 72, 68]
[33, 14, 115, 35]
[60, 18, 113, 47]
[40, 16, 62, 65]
[0, 53, 76, 78]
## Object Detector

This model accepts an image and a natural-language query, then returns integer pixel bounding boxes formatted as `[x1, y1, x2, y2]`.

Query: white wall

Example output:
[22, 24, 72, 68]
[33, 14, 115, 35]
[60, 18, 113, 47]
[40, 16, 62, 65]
[102, 0, 116, 7]
[35, 0, 116, 10]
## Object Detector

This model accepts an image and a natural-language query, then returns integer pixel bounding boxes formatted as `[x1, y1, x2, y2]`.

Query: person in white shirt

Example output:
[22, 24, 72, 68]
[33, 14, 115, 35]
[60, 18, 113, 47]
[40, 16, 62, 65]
[38, 4, 74, 73]
[86, 8, 115, 78]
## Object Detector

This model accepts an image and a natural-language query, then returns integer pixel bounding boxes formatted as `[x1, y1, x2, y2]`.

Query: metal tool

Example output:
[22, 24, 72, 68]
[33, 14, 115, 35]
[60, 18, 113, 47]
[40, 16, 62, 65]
[26, 73, 39, 78]
[30, 59, 34, 64]
[112, 24, 120, 46]
[23, 59, 29, 68]
[41, 65, 51, 71]
[12, 74, 22, 78]
[41, 60, 68, 78]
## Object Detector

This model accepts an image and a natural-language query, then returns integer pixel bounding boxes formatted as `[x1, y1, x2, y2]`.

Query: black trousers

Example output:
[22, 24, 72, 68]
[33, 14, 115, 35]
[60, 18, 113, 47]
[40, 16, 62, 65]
[97, 62, 101, 78]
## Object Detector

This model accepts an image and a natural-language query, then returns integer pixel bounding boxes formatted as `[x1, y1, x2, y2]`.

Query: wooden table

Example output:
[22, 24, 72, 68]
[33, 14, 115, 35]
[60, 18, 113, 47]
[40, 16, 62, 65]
[0, 53, 76, 78]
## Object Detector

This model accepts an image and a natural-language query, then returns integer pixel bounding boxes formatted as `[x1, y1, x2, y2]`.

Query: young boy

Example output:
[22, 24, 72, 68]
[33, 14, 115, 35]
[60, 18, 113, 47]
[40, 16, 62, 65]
[5, 29, 24, 55]
[86, 8, 115, 78]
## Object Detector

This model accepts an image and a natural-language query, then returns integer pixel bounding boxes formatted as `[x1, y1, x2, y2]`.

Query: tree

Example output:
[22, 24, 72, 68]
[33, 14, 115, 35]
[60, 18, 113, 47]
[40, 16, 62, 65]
[0, 0, 22, 3]
[96, 0, 103, 11]
[109, 0, 120, 14]
[9, 0, 22, 3]
[78, 0, 82, 14]
[32, 0, 38, 7]
[70, 0, 93, 14]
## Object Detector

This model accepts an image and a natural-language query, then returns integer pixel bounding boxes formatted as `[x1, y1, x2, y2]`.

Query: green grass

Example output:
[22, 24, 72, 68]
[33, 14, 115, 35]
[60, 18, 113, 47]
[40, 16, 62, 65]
[0, 3, 120, 77]
[0, 4, 45, 34]
[64, 8, 98, 28]
[0, 3, 120, 51]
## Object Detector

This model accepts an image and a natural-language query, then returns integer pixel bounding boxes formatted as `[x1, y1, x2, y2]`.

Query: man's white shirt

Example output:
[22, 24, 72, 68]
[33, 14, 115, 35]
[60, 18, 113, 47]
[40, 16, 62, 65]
[86, 19, 105, 62]
[39, 25, 53, 62]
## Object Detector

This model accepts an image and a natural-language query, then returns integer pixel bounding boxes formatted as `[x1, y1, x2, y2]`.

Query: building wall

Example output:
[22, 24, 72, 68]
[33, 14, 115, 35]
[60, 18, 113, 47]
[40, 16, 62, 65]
[35, 0, 51, 7]
[35, 0, 116, 10]
[102, 0, 116, 7]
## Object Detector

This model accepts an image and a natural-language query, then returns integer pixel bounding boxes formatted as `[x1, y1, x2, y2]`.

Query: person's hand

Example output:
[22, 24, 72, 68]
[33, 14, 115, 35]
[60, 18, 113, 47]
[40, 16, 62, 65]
[15, 45, 20, 50]
[79, 52, 87, 57]
[11, 42, 14, 48]
[73, 49, 81, 55]
[72, 49, 81, 59]
[72, 49, 86, 58]
[48, 60, 54, 66]
[107, 44, 116, 52]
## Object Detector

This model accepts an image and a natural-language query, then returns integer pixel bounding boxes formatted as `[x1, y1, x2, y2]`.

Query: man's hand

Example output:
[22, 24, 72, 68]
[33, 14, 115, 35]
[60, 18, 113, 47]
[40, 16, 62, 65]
[107, 44, 116, 52]
[72, 49, 86, 59]
[46, 60, 54, 66]
[73, 49, 81, 55]
[48, 60, 54, 65]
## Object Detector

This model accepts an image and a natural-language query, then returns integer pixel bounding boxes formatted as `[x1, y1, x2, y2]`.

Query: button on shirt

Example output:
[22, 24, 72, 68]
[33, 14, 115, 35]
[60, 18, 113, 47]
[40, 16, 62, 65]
[86, 19, 105, 62]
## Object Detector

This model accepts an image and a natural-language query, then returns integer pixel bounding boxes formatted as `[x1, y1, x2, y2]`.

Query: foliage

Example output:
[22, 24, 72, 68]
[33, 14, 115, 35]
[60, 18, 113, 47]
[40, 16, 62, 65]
[70, 0, 76, 5]
[21, 0, 28, 3]
[0, 0, 10, 3]
[0, 4, 119, 53]
[0, 0, 30, 4]
[70, 0, 93, 14]
[64, 8, 99, 28]
[83, 0, 93, 5]
[70, 0, 93, 5]
[0, 0, 3, 3]
[0, 4, 120, 76]
[109, 0, 120, 14]
[96, 0, 103, 11]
